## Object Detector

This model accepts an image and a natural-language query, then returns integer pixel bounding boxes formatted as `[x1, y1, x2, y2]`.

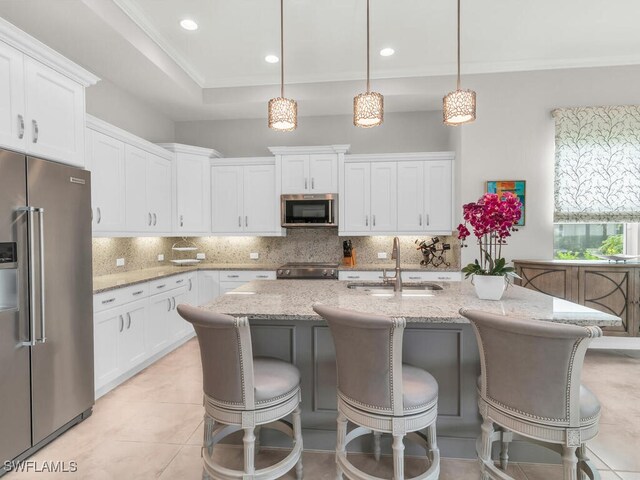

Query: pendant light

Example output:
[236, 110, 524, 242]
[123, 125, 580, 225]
[353, 0, 383, 128]
[443, 0, 476, 126]
[268, 0, 297, 131]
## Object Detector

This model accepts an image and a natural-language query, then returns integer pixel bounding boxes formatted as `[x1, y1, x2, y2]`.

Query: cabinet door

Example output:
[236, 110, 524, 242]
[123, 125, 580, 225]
[198, 270, 220, 306]
[168, 287, 189, 341]
[578, 267, 634, 336]
[24, 57, 85, 167]
[0, 41, 25, 152]
[424, 161, 452, 233]
[125, 145, 149, 231]
[370, 162, 397, 232]
[147, 154, 172, 232]
[397, 161, 425, 232]
[309, 154, 337, 193]
[119, 300, 147, 371]
[515, 263, 576, 301]
[211, 166, 243, 233]
[94, 309, 122, 390]
[281, 154, 309, 193]
[176, 153, 210, 233]
[343, 162, 371, 232]
[244, 164, 276, 233]
[147, 292, 172, 355]
[89, 130, 125, 232]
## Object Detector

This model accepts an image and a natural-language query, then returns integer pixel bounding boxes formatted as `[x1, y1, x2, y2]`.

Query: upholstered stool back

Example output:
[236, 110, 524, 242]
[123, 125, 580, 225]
[461, 308, 602, 427]
[313, 304, 406, 416]
[177, 304, 256, 410]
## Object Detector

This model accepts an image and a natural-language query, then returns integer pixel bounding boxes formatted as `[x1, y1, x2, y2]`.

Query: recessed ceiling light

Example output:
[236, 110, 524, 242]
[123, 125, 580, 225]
[180, 19, 198, 31]
[380, 47, 395, 57]
[265, 55, 279, 64]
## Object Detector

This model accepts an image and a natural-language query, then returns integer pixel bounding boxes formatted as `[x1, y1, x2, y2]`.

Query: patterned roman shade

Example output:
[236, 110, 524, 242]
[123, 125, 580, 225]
[553, 105, 640, 222]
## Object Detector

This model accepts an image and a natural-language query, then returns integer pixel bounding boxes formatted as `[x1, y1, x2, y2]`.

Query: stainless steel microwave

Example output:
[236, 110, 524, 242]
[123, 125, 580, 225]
[281, 194, 338, 228]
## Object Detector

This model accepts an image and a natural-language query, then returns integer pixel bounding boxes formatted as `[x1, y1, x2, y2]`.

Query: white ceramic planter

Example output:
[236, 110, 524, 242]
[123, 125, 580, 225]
[472, 275, 507, 301]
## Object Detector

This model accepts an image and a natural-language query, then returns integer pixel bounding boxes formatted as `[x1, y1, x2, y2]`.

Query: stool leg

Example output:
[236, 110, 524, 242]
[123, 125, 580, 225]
[427, 423, 439, 461]
[243, 427, 256, 475]
[293, 406, 304, 480]
[576, 444, 591, 480]
[562, 445, 578, 480]
[499, 429, 513, 470]
[373, 431, 382, 462]
[392, 434, 405, 480]
[336, 411, 348, 480]
[479, 418, 495, 480]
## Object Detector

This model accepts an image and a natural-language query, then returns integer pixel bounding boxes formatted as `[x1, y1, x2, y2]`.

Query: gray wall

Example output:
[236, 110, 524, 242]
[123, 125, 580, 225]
[175, 111, 455, 156]
[86, 78, 175, 143]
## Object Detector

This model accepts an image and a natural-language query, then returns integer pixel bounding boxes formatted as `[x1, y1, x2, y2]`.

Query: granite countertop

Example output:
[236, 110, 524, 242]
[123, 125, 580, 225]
[202, 279, 621, 327]
[93, 263, 458, 293]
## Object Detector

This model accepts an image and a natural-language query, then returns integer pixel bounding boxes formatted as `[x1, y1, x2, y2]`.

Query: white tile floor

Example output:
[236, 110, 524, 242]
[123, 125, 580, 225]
[5, 341, 639, 479]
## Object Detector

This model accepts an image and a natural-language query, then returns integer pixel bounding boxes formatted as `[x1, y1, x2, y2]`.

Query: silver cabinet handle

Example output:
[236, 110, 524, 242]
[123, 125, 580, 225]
[156, 284, 166, 289]
[227, 275, 240, 278]
[311, 177, 315, 189]
[17, 114, 24, 139]
[167, 298, 172, 311]
[426, 214, 430, 226]
[365, 215, 368, 226]
[119, 315, 124, 333]
[132, 290, 144, 296]
[372, 215, 376, 227]
[408, 276, 421, 280]
[32, 119, 38, 143]
[238, 216, 242, 228]
[437, 276, 449, 280]
[304, 178, 308, 190]
[127, 312, 132, 329]
[172, 297, 176, 310]
[102, 297, 116, 305]
[245, 216, 248, 227]
[256, 275, 269, 279]
[97, 207, 102, 224]
[419, 214, 422, 226]
[176, 279, 184, 284]
[148, 213, 152, 226]
[347, 275, 360, 279]
[153, 213, 157, 226]
[188, 278, 193, 291]
[179, 214, 184, 227]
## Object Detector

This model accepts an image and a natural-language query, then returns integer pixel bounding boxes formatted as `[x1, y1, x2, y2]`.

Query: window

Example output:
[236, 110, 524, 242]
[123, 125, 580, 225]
[554, 223, 624, 259]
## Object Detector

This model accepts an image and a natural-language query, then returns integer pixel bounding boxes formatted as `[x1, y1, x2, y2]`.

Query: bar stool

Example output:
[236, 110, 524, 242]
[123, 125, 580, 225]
[313, 305, 440, 480]
[459, 308, 603, 480]
[177, 304, 303, 480]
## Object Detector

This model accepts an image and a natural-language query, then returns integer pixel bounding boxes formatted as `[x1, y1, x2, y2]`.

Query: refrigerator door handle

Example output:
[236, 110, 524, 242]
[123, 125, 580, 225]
[18, 206, 37, 347]
[36, 207, 46, 343]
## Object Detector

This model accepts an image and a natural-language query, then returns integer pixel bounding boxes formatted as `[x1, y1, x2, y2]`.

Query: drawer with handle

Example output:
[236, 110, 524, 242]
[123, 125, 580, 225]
[94, 283, 150, 313]
[219, 270, 276, 282]
[338, 271, 383, 282]
[149, 273, 192, 293]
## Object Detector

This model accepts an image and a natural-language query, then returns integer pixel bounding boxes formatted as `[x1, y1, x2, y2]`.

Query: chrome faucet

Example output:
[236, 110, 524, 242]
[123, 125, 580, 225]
[382, 237, 403, 292]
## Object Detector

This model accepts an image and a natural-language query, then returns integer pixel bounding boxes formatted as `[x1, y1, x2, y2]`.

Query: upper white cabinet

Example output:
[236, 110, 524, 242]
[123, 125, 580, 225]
[397, 159, 453, 234]
[0, 19, 99, 166]
[158, 143, 222, 235]
[341, 161, 397, 234]
[87, 129, 125, 232]
[271, 145, 349, 194]
[340, 152, 454, 236]
[211, 158, 282, 236]
[87, 115, 174, 237]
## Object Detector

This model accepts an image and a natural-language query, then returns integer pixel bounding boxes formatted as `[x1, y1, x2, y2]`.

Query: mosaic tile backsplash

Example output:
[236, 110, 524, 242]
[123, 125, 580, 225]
[92, 230, 460, 276]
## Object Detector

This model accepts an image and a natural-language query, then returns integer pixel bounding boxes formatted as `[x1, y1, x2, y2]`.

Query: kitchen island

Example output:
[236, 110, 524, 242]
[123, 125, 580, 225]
[202, 279, 620, 461]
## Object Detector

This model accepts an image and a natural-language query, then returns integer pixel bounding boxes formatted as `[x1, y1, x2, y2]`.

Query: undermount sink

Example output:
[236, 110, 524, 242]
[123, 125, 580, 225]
[346, 282, 443, 293]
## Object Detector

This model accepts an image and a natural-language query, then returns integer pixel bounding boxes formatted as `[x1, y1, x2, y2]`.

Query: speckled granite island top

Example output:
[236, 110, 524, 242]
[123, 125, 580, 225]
[202, 279, 621, 327]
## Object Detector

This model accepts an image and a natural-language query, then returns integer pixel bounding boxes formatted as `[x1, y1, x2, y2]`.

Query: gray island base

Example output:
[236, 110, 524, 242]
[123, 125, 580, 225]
[201, 279, 620, 463]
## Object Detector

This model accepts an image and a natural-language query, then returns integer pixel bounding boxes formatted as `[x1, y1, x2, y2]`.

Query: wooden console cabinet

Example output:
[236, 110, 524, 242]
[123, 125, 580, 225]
[514, 260, 640, 337]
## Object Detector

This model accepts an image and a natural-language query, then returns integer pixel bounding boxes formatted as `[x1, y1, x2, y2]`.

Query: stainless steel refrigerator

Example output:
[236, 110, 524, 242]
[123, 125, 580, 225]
[0, 149, 93, 473]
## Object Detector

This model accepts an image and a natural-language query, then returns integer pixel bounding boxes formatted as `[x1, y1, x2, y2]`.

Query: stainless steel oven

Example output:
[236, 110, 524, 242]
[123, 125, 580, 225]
[281, 194, 337, 228]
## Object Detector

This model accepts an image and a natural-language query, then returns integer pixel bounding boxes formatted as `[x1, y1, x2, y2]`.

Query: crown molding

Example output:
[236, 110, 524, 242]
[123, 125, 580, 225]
[112, 0, 206, 87]
[86, 114, 173, 160]
[0, 17, 99, 87]
[345, 151, 455, 163]
[269, 145, 351, 155]
[157, 143, 223, 158]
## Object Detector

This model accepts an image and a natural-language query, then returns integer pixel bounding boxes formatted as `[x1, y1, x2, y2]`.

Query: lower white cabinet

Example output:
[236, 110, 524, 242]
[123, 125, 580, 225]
[198, 270, 220, 306]
[118, 299, 147, 371]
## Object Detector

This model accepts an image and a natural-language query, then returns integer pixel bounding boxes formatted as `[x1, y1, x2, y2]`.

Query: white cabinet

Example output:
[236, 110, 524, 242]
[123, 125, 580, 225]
[280, 153, 338, 194]
[118, 300, 147, 371]
[397, 160, 453, 234]
[166, 286, 189, 342]
[0, 40, 25, 152]
[341, 161, 397, 234]
[211, 161, 280, 235]
[124, 145, 172, 234]
[198, 270, 220, 306]
[147, 290, 172, 356]
[88, 129, 125, 232]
